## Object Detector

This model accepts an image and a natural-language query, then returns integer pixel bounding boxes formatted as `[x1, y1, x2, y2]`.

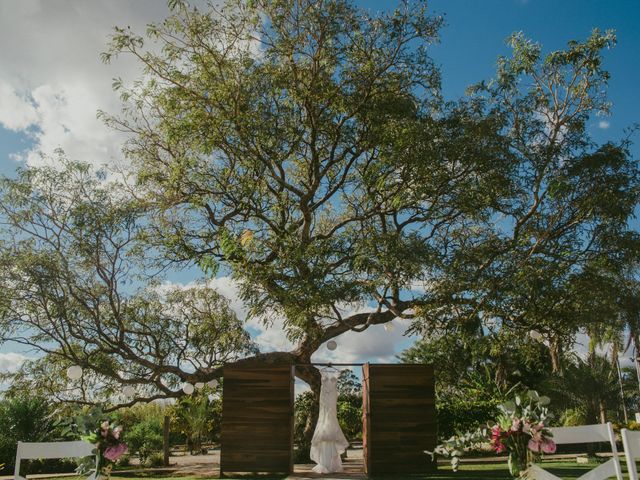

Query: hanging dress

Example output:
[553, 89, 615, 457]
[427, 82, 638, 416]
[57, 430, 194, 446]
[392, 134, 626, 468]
[310, 369, 350, 473]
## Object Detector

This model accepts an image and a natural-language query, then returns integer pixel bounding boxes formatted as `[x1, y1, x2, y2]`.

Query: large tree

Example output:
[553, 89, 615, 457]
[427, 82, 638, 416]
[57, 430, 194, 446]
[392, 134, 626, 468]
[1, 0, 638, 450]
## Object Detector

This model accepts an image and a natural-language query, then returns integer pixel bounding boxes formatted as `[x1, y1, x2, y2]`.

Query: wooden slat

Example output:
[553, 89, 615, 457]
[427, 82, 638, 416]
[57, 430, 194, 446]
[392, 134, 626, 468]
[362, 363, 437, 475]
[220, 364, 294, 476]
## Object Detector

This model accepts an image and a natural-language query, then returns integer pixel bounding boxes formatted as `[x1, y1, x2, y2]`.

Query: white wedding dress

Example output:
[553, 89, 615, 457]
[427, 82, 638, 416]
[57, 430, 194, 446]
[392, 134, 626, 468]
[310, 369, 350, 473]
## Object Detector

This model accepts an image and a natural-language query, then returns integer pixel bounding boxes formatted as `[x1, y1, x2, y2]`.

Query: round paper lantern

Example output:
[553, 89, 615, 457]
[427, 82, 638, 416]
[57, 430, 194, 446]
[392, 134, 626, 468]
[327, 340, 337, 351]
[207, 379, 219, 388]
[529, 330, 543, 342]
[182, 382, 195, 395]
[122, 386, 136, 398]
[66, 365, 83, 380]
[195, 382, 205, 390]
[384, 322, 395, 332]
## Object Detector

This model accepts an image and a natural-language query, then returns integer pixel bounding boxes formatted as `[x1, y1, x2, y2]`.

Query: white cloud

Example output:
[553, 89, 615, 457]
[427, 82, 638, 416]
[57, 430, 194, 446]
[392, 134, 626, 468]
[0, 352, 29, 373]
[598, 120, 611, 129]
[160, 277, 418, 363]
[0, 1, 174, 167]
[311, 318, 418, 365]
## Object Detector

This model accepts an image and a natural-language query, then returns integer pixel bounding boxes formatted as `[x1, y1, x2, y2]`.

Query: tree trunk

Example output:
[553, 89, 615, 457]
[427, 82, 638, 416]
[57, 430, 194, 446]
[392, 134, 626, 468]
[599, 400, 607, 424]
[549, 336, 563, 374]
[163, 415, 170, 466]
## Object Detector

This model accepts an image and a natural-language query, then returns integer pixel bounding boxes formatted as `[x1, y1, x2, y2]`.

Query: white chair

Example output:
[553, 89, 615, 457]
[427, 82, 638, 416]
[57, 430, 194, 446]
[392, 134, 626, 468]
[526, 422, 623, 480]
[621, 428, 640, 480]
[14, 441, 98, 480]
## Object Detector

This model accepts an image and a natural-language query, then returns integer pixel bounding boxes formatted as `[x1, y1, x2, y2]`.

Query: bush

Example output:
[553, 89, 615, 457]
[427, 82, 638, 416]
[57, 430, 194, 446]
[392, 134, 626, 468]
[437, 398, 500, 440]
[145, 451, 165, 468]
[125, 419, 163, 465]
[0, 396, 60, 474]
[117, 454, 131, 467]
[560, 407, 587, 427]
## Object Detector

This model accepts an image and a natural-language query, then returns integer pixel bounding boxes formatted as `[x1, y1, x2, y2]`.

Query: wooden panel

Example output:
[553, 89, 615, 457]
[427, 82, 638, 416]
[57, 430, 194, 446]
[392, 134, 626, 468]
[362, 364, 437, 476]
[220, 364, 294, 477]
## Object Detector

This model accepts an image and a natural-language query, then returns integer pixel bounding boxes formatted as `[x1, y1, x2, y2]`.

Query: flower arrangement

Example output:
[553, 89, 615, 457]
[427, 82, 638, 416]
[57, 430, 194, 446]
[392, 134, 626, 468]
[429, 390, 555, 478]
[489, 391, 555, 476]
[81, 420, 128, 479]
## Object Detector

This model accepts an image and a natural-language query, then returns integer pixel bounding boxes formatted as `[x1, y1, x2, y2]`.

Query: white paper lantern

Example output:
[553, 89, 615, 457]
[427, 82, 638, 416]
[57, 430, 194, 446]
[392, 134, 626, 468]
[384, 322, 395, 332]
[66, 365, 83, 380]
[327, 340, 337, 351]
[195, 382, 205, 390]
[122, 386, 136, 398]
[529, 330, 543, 342]
[182, 382, 195, 395]
[207, 379, 219, 388]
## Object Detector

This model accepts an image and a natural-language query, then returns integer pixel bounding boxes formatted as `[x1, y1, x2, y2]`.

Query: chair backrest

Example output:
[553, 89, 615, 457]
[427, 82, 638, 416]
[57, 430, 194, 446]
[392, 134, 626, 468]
[527, 423, 623, 480]
[549, 423, 615, 445]
[621, 429, 640, 480]
[14, 441, 97, 480]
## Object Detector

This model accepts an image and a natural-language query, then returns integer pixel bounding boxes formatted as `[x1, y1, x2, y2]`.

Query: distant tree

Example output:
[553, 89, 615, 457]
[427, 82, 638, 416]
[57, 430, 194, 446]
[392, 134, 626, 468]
[551, 355, 623, 424]
[336, 369, 362, 440]
[170, 391, 221, 454]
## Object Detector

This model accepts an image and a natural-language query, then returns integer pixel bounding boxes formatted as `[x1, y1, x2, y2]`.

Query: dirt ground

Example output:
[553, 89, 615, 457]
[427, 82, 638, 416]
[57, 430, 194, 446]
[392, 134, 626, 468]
[143, 447, 366, 479]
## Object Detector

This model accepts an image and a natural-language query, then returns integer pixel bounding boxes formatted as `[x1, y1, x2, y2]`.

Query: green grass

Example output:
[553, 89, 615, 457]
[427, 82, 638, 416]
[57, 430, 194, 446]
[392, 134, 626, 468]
[26, 460, 637, 480]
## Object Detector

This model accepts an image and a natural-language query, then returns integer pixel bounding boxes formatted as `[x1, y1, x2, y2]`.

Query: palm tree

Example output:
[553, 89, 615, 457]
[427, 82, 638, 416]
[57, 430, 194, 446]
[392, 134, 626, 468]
[552, 355, 623, 424]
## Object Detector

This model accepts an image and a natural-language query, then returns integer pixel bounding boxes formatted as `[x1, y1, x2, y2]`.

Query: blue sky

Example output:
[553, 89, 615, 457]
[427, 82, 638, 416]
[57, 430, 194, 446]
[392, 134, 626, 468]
[0, 0, 638, 371]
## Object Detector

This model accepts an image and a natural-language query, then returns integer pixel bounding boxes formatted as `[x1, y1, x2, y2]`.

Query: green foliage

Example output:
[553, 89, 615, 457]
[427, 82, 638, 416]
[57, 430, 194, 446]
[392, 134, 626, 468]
[437, 398, 501, 441]
[125, 419, 163, 465]
[549, 354, 624, 424]
[0, 159, 256, 405]
[0, 396, 61, 474]
[170, 391, 221, 454]
[293, 390, 315, 462]
[336, 370, 363, 440]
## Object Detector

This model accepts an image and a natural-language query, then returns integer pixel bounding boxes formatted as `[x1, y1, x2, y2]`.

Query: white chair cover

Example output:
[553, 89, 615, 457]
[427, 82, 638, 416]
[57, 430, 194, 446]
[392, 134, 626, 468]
[14, 441, 98, 480]
[525, 422, 623, 480]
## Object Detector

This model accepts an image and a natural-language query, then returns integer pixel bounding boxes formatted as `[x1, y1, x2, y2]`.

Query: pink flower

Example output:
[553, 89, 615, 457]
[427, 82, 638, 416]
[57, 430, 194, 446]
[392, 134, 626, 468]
[528, 438, 556, 454]
[511, 419, 523, 432]
[103, 443, 128, 462]
[542, 439, 556, 454]
[113, 426, 123, 440]
[528, 438, 542, 453]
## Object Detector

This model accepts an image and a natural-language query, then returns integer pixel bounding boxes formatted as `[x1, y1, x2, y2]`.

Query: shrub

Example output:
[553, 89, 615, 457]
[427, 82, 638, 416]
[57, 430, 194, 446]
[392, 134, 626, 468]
[437, 398, 500, 440]
[560, 407, 587, 427]
[145, 451, 165, 468]
[124, 419, 163, 465]
[0, 396, 59, 474]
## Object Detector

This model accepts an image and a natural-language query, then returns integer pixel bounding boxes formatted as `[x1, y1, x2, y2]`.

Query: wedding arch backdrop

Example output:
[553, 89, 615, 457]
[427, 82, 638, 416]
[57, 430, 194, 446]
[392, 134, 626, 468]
[219, 362, 436, 478]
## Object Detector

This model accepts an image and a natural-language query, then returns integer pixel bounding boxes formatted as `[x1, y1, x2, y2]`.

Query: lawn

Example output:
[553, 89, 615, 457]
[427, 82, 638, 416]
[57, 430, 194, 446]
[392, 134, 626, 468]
[23, 460, 636, 480]
[99, 460, 632, 479]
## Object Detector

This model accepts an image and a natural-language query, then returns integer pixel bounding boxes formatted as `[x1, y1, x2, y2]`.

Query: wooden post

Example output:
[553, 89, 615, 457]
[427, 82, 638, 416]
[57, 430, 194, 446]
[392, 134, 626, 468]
[163, 415, 170, 466]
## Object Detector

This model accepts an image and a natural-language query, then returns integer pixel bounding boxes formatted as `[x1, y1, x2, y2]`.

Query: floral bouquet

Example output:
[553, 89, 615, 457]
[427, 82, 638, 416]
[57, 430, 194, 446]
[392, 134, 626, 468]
[82, 420, 128, 479]
[489, 391, 555, 477]
[428, 390, 555, 478]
